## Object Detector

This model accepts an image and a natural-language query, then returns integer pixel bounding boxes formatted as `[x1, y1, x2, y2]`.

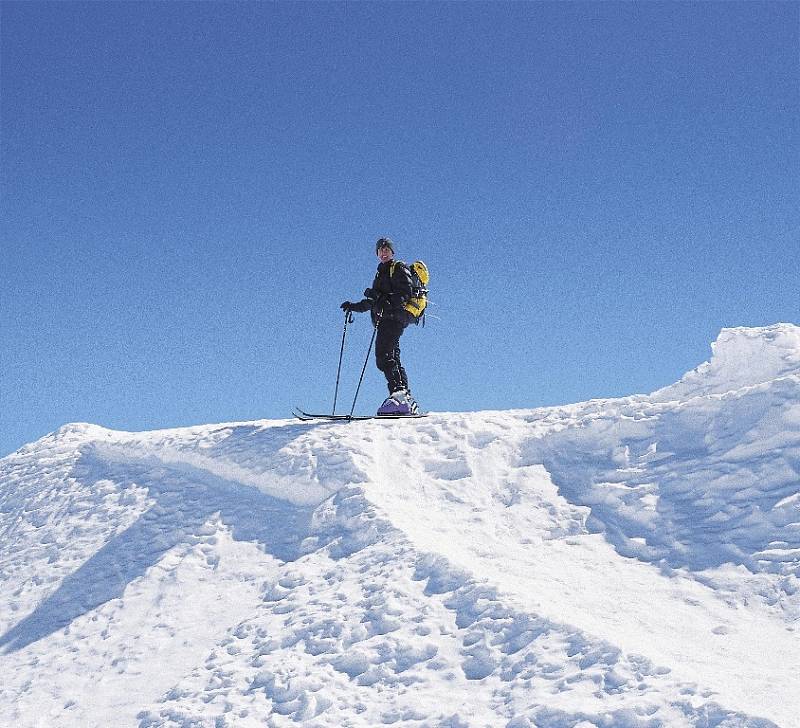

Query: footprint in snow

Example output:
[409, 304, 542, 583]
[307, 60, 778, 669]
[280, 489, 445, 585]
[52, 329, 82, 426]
[425, 458, 472, 481]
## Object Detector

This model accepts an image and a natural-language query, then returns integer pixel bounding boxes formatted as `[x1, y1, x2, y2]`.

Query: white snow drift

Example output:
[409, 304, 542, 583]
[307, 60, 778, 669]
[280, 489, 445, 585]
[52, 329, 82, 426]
[1, 324, 798, 727]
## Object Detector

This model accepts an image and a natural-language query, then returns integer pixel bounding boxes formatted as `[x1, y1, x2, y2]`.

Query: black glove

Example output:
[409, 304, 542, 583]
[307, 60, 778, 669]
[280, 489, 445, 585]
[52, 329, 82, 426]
[341, 299, 371, 313]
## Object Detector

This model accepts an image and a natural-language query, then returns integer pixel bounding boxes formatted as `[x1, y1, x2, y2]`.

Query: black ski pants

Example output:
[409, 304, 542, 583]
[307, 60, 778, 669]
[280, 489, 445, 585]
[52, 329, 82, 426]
[375, 318, 409, 394]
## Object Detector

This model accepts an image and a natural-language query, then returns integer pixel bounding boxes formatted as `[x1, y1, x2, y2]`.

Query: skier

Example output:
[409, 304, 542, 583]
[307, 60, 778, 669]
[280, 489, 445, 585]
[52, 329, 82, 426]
[340, 238, 419, 415]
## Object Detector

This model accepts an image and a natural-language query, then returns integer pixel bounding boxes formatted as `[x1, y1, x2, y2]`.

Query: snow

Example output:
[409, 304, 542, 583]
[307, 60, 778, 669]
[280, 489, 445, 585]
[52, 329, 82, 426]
[1, 324, 799, 727]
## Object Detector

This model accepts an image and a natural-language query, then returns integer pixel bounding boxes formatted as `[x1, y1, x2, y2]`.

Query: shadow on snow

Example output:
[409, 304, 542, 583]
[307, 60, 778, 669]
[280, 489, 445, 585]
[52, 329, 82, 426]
[0, 425, 319, 653]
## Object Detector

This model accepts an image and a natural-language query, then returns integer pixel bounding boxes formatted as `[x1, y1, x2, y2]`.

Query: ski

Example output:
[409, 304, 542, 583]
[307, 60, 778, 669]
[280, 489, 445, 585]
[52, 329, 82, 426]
[293, 408, 428, 422]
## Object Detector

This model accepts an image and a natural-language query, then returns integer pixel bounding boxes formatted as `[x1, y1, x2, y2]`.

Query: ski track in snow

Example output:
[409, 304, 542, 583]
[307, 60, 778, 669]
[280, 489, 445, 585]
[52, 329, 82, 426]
[1, 324, 799, 727]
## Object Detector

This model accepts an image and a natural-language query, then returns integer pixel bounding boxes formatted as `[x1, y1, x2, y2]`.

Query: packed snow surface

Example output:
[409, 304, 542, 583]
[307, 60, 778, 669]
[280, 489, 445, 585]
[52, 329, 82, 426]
[2, 324, 799, 727]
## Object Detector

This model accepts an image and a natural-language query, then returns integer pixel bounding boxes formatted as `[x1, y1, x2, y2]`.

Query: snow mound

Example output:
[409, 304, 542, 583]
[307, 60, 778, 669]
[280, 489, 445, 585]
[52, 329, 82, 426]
[1, 326, 798, 727]
[652, 323, 800, 401]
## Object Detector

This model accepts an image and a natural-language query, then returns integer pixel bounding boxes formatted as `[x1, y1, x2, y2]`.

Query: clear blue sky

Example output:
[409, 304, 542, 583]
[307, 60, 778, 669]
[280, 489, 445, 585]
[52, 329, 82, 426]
[2, 1, 798, 456]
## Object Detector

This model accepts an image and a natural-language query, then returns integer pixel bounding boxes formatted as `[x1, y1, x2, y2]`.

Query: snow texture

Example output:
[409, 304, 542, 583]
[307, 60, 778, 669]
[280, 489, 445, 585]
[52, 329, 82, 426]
[1, 324, 799, 727]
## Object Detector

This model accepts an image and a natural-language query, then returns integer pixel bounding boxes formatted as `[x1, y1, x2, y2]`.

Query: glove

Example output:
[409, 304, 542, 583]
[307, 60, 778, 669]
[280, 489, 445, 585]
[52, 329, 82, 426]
[363, 288, 377, 300]
[341, 299, 371, 313]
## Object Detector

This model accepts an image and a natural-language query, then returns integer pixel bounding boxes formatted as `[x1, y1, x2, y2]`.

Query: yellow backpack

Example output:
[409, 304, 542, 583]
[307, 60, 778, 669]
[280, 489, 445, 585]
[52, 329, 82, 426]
[391, 260, 429, 324]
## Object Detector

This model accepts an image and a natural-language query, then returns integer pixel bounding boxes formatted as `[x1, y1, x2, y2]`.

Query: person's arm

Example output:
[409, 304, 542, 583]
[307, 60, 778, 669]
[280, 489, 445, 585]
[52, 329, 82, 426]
[340, 297, 372, 313]
[341, 282, 379, 313]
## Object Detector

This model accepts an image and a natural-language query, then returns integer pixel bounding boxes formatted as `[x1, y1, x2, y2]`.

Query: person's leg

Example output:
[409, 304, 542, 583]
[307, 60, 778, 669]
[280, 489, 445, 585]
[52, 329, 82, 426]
[399, 359, 409, 392]
[375, 320, 406, 394]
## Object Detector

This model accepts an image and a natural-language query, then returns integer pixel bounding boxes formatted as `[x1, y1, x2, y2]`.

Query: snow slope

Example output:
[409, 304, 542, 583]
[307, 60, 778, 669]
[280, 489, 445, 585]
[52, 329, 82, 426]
[1, 324, 799, 728]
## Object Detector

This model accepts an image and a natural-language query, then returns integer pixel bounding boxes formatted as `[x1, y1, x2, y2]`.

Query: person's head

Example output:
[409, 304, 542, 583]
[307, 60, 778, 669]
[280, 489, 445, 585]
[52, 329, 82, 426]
[376, 237, 394, 263]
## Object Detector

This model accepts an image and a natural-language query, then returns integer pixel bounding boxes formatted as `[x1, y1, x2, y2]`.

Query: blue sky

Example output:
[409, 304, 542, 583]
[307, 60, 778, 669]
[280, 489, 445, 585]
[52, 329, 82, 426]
[2, 1, 798, 456]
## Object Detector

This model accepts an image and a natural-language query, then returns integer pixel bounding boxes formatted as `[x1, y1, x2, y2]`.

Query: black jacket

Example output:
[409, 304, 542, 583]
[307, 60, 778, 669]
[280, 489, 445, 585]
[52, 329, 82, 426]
[367, 260, 413, 325]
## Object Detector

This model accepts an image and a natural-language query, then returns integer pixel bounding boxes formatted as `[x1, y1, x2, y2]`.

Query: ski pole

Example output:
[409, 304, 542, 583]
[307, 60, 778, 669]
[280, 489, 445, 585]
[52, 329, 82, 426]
[349, 315, 379, 419]
[332, 310, 354, 415]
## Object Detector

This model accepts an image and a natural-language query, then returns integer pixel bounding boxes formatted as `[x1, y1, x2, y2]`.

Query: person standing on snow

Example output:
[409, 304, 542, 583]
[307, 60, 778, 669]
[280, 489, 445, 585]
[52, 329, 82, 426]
[340, 237, 419, 415]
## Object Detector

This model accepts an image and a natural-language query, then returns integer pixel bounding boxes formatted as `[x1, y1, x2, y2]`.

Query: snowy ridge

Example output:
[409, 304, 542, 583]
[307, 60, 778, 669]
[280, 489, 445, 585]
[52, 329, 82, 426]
[652, 323, 800, 402]
[1, 326, 799, 727]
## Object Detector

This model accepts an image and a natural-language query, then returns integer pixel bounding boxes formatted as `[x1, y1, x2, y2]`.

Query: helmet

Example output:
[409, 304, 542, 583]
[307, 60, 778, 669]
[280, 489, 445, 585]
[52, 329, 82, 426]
[376, 237, 394, 253]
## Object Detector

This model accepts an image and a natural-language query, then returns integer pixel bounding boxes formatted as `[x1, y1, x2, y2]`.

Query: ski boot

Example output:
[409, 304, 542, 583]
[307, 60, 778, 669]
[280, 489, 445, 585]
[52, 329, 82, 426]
[377, 389, 418, 416]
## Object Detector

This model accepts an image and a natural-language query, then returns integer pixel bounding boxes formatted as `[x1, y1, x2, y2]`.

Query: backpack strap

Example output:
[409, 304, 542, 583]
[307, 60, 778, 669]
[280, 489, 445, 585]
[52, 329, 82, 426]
[389, 260, 406, 276]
